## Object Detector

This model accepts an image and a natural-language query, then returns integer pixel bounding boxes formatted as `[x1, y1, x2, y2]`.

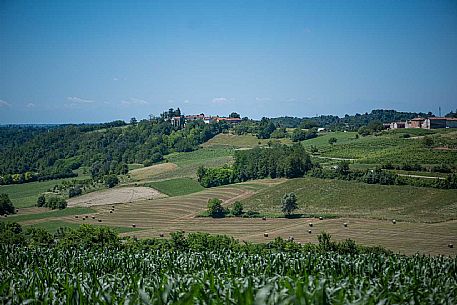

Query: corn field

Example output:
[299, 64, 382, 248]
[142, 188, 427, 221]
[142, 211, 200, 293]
[1, 245, 456, 304]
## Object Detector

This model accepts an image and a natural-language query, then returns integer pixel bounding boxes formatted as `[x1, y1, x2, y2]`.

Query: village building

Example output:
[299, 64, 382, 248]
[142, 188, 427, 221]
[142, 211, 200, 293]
[390, 122, 406, 129]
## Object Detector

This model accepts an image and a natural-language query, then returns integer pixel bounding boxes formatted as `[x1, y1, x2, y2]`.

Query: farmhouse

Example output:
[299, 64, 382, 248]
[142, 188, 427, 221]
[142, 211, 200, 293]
[215, 117, 242, 124]
[390, 122, 406, 129]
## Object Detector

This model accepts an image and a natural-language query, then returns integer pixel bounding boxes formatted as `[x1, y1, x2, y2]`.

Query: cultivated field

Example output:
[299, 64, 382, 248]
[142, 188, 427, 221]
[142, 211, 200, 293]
[68, 186, 167, 206]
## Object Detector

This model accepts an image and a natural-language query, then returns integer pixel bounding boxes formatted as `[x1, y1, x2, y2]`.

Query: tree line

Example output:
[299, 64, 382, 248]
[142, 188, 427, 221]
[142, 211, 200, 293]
[197, 144, 313, 187]
[0, 118, 227, 184]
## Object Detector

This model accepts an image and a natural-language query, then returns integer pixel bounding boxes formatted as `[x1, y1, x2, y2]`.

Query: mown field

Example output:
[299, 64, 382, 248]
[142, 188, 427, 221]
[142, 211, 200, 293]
[241, 177, 457, 223]
[2, 244, 455, 304]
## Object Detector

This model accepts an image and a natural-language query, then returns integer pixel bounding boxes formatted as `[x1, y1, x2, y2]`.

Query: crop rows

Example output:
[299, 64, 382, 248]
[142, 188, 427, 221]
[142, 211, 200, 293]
[1, 245, 456, 304]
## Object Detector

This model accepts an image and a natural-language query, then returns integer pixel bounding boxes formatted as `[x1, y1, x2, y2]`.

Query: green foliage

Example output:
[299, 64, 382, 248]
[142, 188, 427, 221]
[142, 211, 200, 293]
[104, 175, 119, 188]
[0, 222, 25, 245]
[197, 166, 235, 188]
[44, 197, 67, 210]
[328, 137, 337, 145]
[281, 192, 297, 216]
[231, 201, 244, 216]
[257, 117, 276, 139]
[68, 185, 82, 198]
[0, 193, 15, 215]
[146, 178, 204, 197]
[1, 232, 455, 304]
[207, 198, 226, 218]
[36, 194, 46, 207]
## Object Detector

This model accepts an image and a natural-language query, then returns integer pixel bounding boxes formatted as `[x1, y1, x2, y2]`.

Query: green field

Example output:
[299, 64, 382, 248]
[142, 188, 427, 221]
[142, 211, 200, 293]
[0, 177, 90, 209]
[0, 207, 96, 223]
[202, 133, 291, 148]
[241, 177, 457, 222]
[2, 243, 455, 304]
[150, 147, 234, 180]
[312, 130, 457, 165]
[145, 178, 204, 196]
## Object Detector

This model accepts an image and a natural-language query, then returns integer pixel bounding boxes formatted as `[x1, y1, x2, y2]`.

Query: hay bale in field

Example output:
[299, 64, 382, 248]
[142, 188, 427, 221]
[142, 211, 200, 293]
[343, 222, 348, 227]
[98, 219, 102, 222]
[159, 233, 164, 237]
[319, 216, 323, 220]
[392, 219, 396, 224]
[449, 244, 454, 248]
[309, 223, 313, 227]
[75, 215, 78, 218]
[92, 216, 95, 219]
[262, 217, 266, 221]
[132, 224, 136, 228]
[288, 236, 294, 241]
[110, 210, 113, 214]
[264, 233, 269, 237]
[308, 230, 312, 234]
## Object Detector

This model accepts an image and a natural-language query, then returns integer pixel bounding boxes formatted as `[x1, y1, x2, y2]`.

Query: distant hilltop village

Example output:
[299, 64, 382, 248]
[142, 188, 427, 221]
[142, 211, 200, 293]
[387, 117, 457, 130]
[160, 108, 242, 128]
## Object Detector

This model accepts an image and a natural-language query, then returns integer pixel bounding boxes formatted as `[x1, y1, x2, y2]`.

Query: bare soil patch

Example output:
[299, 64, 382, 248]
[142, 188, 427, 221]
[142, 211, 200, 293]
[68, 187, 167, 206]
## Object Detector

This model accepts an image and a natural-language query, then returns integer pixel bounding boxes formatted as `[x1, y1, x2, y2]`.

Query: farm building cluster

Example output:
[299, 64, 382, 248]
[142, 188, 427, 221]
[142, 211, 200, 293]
[387, 117, 457, 130]
[161, 108, 242, 128]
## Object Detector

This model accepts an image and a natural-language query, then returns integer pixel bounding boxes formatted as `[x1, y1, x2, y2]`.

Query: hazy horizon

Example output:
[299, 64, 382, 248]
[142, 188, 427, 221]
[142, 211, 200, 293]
[1, 0, 457, 124]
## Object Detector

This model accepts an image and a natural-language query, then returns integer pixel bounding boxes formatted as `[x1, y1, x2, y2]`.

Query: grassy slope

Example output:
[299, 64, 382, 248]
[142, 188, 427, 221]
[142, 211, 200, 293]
[150, 148, 234, 180]
[312, 130, 457, 165]
[201, 133, 291, 148]
[145, 178, 204, 197]
[0, 207, 96, 222]
[0, 173, 91, 208]
[241, 177, 457, 222]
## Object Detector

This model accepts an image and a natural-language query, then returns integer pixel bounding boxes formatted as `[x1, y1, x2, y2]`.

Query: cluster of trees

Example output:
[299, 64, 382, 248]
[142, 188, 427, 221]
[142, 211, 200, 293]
[0, 194, 16, 215]
[37, 195, 67, 209]
[381, 163, 453, 173]
[291, 128, 318, 142]
[271, 109, 434, 131]
[309, 162, 457, 189]
[197, 144, 313, 187]
[358, 121, 384, 136]
[206, 199, 245, 218]
[0, 115, 227, 183]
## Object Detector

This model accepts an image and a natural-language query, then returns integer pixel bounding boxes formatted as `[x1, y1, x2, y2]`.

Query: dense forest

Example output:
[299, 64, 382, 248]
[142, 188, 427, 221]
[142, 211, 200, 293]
[0, 118, 227, 184]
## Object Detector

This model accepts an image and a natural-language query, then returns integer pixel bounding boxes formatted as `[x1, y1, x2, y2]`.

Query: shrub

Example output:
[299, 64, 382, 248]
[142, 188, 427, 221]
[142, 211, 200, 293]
[231, 201, 243, 216]
[46, 197, 67, 210]
[207, 198, 226, 218]
[37, 194, 46, 207]
[104, 175, 119, 188]
[0, 193, 16, 215]
[68, 185, 82, 198]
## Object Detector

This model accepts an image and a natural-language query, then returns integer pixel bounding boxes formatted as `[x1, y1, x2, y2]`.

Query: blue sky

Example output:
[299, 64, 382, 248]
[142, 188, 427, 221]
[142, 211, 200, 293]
[1, 0, 456, 123]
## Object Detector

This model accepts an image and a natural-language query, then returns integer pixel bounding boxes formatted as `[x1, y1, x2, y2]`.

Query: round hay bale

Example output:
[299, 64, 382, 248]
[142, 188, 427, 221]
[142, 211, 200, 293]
[98, 219, 102, 222]
[319, 216, 323, 220]
[264, 233, 269, 237]
[92, 216, 95, 219]
[449, 244, 454, 248]
[392, 219, 396, 224]
[4, 214, 7, 218]
[112, 205, 115, 209]
[110, 210, 113, 214]
[343, 222, 348, 227]
[159, 233, 164, 237]
[16, 209, 19, 213]
[75, 215, 79, 218]
[308, 230, 312, 234]
[309, 223, 313, 227]
[132, 224, 136, 228]
[288, 236, 294, 241]
[262, 217, 266, 221]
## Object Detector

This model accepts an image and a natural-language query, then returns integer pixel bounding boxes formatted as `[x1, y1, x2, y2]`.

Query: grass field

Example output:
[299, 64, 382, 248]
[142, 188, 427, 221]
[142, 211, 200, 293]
[145, 178, 204, 196]
[202, 133, 291, 148]
[0, 207, 96, 223]
[0, 169, 91, 208]
[241, 177, 457, 223]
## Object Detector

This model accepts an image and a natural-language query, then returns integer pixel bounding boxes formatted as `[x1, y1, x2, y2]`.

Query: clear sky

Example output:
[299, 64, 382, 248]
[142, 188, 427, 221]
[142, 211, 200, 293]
[1, 0, 456, 123]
